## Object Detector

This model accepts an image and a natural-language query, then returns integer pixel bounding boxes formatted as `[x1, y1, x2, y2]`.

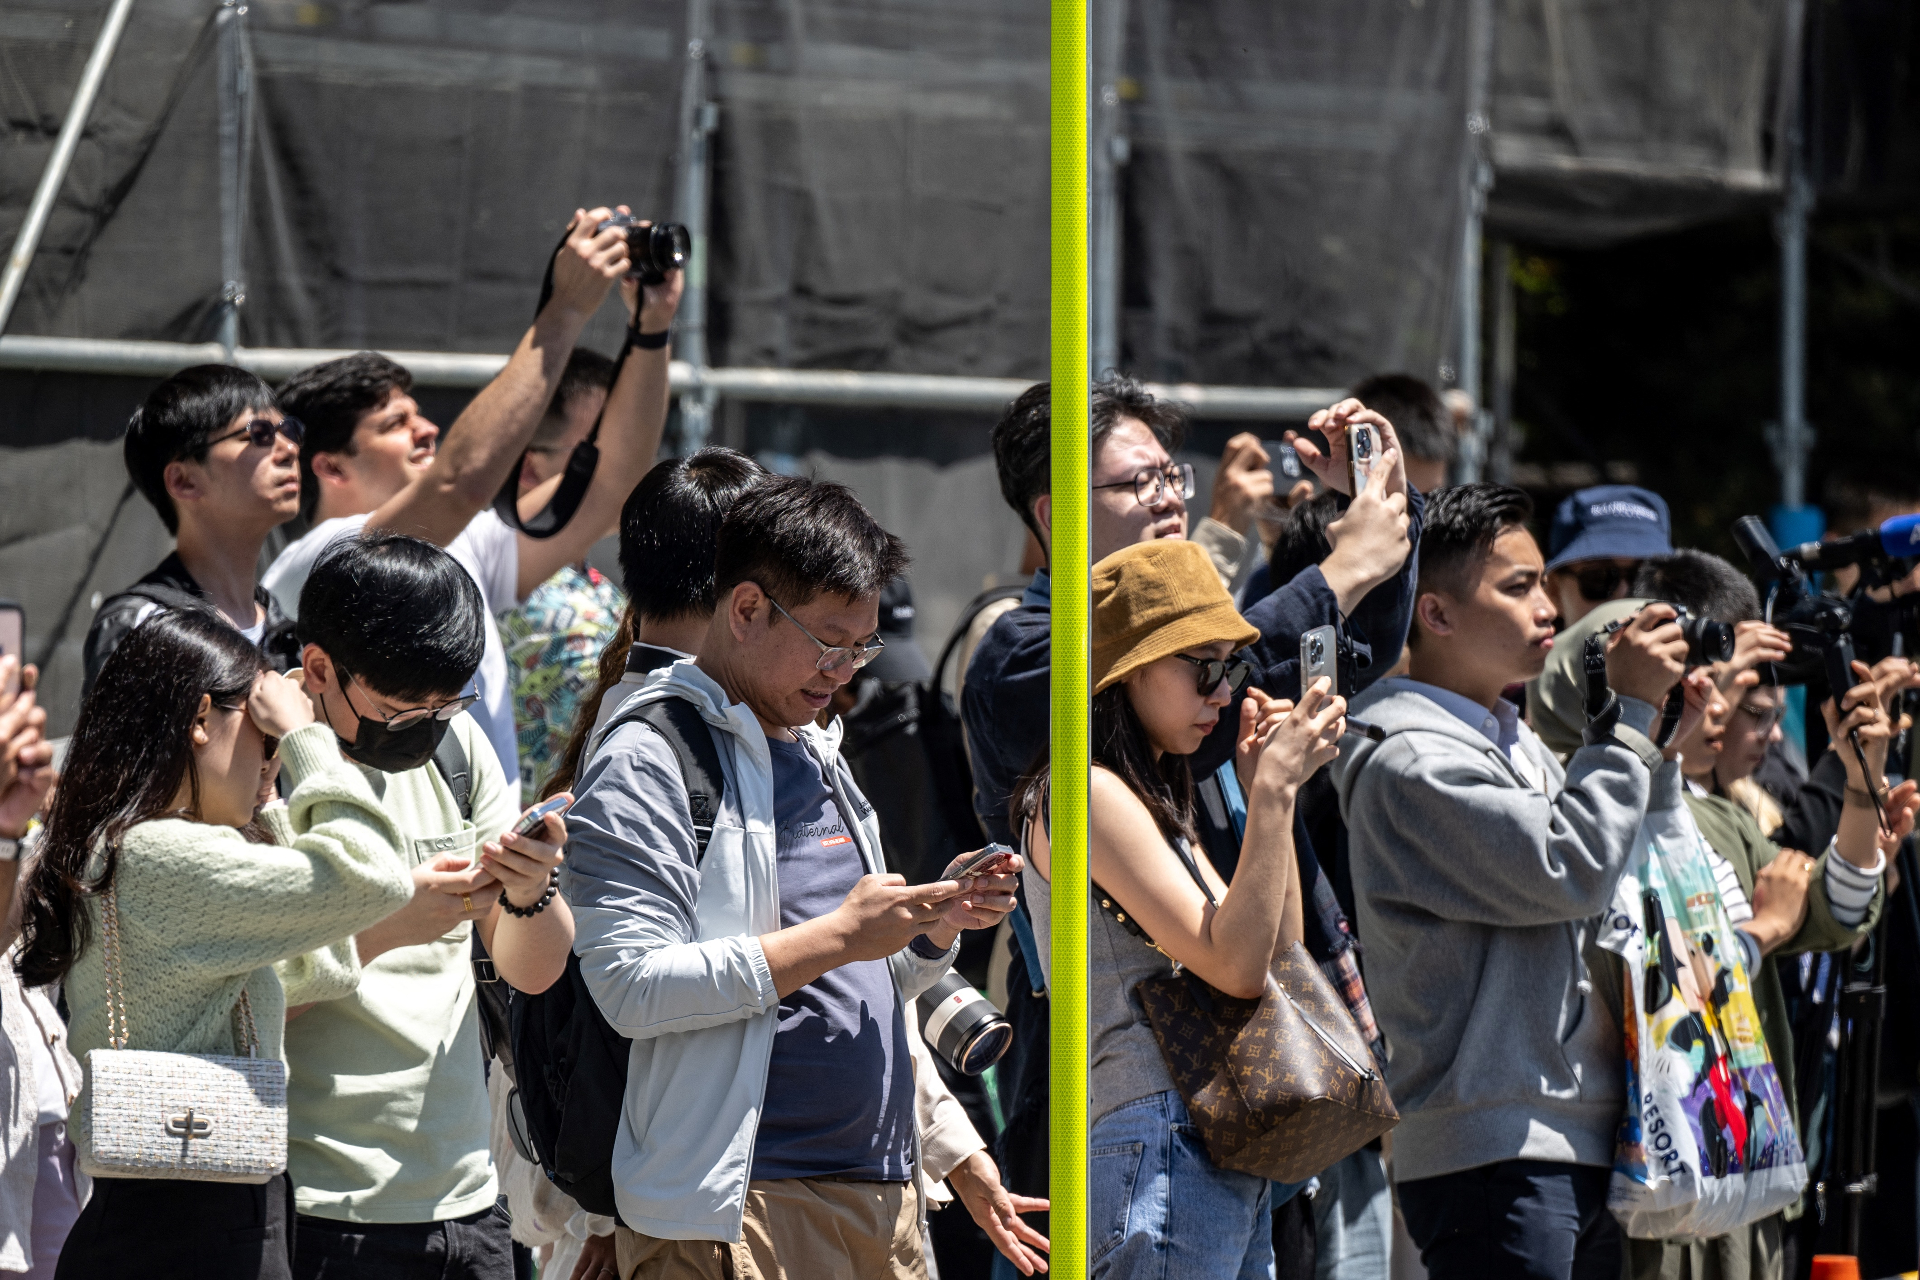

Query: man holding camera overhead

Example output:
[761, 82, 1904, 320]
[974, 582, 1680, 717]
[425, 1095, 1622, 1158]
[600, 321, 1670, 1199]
[265, 206, 682, 788]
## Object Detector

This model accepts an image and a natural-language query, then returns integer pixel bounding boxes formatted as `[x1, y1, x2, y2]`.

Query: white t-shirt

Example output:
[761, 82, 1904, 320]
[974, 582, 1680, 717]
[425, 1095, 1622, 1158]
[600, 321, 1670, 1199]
[264, 510, 522, 781]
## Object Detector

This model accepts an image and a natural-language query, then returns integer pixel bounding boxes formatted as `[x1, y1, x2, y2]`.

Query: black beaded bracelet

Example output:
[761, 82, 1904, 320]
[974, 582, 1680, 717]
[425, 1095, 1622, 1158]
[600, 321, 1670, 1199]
[501, 868, 560, 918]
[629, 325, 670, 350]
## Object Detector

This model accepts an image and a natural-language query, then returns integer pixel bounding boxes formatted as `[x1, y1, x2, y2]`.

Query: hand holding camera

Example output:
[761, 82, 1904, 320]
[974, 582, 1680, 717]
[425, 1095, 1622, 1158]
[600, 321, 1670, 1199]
[1290, 399, 1408, 499]
[1320, 443, 1412, 612]
[1604, 604, 1689, 707]
[546, 206, 631, 320]
[599, 208, 689, 336]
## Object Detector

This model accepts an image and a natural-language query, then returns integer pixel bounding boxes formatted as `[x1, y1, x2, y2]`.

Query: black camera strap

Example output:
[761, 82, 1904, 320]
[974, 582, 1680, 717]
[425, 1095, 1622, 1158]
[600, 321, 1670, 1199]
[491, 223, 642, 540]
[1582, 630, 1623, 746]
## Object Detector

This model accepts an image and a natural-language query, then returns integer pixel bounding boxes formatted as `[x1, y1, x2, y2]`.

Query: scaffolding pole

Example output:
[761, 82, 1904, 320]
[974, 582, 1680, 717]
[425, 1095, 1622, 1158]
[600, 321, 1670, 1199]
[0, 0, 139, 336]
[214, 0, 253, 357]
[1453, 0, 1496, 483]
[672, 0, 719, 454]
[1088, 0, 1127, 377]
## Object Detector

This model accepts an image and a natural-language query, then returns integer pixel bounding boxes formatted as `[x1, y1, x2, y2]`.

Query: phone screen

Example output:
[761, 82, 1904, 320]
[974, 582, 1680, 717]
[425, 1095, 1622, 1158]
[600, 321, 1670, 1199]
[0, 603, 22, 700]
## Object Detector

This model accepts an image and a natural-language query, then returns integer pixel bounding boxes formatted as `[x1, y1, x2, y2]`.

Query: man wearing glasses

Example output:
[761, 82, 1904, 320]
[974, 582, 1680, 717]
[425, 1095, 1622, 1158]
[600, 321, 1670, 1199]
[1541, 485, 1675, 629]
[83, 364, 308, 695]
[564, 475, 1020, 1278]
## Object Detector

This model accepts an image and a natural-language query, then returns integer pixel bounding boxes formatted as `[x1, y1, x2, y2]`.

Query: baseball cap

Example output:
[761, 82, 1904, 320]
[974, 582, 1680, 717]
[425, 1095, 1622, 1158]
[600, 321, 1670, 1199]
[859, 576, 933, 684]
[1545, 485, 1673, 572]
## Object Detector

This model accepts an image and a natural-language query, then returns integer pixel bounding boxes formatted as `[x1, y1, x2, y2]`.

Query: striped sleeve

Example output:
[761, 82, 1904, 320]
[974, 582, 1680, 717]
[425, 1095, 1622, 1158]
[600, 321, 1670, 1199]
[1823, 837, 1885, 928]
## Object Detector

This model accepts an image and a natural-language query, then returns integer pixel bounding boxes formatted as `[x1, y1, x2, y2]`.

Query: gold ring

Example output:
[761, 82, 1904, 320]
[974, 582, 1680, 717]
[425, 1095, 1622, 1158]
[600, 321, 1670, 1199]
[461, 894, 473, 913]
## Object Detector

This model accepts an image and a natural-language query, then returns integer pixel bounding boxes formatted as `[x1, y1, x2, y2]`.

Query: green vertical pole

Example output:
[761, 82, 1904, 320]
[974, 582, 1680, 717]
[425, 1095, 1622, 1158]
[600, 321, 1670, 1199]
[1050, 0, 1091, 1274]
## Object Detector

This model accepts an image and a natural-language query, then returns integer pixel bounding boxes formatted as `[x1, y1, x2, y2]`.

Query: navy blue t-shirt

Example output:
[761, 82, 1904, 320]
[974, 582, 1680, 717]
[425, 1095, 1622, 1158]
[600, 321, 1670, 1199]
[750, 734, 915, 1181]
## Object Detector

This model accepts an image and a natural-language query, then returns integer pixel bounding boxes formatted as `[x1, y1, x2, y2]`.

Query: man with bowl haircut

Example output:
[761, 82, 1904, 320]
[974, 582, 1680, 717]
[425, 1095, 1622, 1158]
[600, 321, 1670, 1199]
[564, 475, 1019, 1277]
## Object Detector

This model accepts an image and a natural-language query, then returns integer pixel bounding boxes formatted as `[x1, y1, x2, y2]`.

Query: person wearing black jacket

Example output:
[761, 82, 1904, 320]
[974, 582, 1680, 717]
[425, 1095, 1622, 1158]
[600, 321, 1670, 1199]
[84, 366, 306, 697]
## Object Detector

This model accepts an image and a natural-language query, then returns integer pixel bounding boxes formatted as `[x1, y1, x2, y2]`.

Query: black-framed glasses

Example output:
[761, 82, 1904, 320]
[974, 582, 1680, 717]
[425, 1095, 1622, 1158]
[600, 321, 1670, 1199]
[340, 669, 477, 730]
[1092, 463, 1195, 509]
[1174, 653, 1253, 697]
[1570, 561, 1641, 603]
[767, 596, 886, 673]
[210, 414, 305, 451]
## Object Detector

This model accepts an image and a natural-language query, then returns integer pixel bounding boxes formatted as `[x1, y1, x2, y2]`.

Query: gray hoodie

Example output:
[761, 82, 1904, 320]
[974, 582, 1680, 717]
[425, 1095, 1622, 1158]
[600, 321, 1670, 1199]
[1331, 680, 1671, 1182]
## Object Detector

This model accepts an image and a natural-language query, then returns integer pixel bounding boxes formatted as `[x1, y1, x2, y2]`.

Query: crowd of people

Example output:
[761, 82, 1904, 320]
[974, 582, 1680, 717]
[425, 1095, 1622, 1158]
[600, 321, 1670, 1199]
[0, 198, 1916, 1280]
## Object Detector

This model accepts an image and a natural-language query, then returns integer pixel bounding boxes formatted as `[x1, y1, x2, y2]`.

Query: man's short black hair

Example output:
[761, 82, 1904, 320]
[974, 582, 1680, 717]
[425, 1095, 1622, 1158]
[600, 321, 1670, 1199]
[714, 475, 909, 611]
[1633, 550, 1761, 624]
[123, 364, 278, 534]
[277, 353, 414, 521]
[1268, 492, 1341, 589]
[1350, 372, 1453, 466]
[991, 374, 1188, 541]
[298, 532, 485, 700]
[1416, 483, 1535, 605]
[620, 448, 768, 622]
[531, 348, 619, 450]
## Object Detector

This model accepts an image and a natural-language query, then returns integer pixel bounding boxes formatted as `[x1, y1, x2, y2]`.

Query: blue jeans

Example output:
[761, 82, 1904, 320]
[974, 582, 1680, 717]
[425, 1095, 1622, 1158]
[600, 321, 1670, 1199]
[1091, 1090, 1276, 1280]
[1310, 1148, 1391, 1280]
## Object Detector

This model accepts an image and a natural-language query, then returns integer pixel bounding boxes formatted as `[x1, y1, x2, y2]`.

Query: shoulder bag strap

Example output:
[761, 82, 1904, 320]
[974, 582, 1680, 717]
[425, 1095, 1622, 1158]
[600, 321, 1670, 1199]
[102, 879, 259, 1058]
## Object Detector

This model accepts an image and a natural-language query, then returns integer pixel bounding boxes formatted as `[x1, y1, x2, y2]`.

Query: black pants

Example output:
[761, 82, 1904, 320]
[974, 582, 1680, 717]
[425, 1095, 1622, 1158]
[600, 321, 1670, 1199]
[55, 1173, 294, 1280]
[1397, 1160, 1621, 1280]
[293, 1201, 514, 1280]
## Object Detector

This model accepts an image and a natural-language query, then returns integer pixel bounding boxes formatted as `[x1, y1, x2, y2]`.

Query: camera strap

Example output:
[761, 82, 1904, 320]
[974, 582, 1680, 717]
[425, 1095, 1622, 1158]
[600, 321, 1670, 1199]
[1581, 631, 1622, 746]
[492, 224, 641, 539]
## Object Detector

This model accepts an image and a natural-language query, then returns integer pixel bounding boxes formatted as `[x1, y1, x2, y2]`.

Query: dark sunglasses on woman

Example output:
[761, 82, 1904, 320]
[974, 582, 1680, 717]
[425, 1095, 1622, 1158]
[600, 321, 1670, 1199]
[1175, 653, 1253, 697]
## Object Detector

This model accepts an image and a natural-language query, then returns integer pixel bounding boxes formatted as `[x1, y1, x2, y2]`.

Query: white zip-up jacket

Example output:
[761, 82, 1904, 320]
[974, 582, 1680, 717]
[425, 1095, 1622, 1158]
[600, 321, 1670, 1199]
[563, 658, 957, 1242]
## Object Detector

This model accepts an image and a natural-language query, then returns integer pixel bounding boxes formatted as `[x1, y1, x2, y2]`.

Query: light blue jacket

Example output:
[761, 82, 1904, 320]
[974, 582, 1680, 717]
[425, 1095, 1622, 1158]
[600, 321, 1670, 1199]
[564, 659, 956, 1241]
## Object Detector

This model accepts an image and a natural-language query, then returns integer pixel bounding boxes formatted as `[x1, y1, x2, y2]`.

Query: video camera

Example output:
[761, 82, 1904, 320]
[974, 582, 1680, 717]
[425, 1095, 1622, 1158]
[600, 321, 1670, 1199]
[1731, 515, 1857, 691]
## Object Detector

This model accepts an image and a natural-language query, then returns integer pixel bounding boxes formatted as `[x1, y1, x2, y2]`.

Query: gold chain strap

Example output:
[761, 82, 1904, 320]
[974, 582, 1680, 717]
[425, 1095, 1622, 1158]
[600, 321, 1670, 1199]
[101, 881, 259, 1060]
[100, 884, 129, 1051]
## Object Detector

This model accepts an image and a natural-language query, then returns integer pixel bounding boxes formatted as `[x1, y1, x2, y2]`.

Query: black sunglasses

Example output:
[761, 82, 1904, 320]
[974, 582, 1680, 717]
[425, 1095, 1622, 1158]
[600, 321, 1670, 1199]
[1571, 561, 1641, 603]
[210, 415, 305, 451]
[1174, 653, 1253, 696]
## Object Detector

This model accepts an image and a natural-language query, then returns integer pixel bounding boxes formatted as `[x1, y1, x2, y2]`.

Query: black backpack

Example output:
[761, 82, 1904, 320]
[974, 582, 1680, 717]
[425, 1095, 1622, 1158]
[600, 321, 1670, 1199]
[501, 695, 726, 1219]
[919, 582, 1026, 847]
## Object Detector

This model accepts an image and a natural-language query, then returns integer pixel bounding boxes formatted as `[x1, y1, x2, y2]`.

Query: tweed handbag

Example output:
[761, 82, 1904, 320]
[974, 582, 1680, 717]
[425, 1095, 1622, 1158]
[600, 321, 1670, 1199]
[1099, 839, 1398, 1185]
[77, 884, 287, 1184]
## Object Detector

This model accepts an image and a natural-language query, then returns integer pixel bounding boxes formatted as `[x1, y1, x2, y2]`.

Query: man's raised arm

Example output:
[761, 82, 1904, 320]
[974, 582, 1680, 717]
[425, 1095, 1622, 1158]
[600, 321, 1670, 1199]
[369, 208, 628, 547]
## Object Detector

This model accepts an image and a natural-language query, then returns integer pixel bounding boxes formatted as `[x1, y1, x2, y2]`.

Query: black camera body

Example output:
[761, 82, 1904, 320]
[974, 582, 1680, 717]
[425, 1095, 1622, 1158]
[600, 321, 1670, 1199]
[597, 214, 691, 285]
[1731, 515, 1855, 686]
[1664, 604, 1735, 667]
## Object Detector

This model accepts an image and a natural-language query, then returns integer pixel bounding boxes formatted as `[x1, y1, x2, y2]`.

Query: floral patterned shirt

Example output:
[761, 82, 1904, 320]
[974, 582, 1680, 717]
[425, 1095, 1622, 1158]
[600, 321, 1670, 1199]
[499, 564, 626, 804]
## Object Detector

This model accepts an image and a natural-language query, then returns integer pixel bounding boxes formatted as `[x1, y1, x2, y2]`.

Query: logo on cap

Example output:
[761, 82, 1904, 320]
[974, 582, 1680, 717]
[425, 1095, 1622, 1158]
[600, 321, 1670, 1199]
[1585, 501, 1659, 523]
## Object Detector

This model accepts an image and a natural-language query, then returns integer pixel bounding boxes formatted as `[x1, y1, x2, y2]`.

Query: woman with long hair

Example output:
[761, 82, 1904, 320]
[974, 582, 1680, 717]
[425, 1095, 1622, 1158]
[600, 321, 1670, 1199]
[1021, 539, 1344, 1279]
[19, 609, 412, 1280]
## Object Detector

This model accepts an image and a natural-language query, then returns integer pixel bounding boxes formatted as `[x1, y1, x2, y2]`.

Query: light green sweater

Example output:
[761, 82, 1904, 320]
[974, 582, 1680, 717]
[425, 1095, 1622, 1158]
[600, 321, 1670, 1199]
[66, 723, 415, 1157]
[282, 711, 520, 1224]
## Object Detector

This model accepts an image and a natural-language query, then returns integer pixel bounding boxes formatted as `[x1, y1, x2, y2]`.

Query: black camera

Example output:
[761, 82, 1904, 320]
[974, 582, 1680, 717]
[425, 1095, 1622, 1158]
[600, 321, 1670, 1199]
[1732, 515, 1855, 686]
[918, 970, 1012, 1076]
[597, 214, 691, 285]
[1666, 605, 1735, 667]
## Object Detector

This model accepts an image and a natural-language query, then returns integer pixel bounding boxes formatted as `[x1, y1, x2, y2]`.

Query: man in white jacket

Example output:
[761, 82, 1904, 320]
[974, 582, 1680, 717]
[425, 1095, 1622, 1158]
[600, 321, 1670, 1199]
[564, 475, 1019, 1279]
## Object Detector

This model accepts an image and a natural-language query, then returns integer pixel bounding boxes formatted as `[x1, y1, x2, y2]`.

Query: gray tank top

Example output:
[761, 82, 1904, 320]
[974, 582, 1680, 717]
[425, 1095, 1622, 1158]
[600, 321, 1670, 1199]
[1024, 842, 1181, 1127]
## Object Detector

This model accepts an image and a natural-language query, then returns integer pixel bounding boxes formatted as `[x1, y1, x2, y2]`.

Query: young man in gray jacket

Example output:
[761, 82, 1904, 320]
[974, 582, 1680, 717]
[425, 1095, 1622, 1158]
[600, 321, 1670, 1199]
[563, 476, 1019, 1278]
[1333, 483, 1689, 1280]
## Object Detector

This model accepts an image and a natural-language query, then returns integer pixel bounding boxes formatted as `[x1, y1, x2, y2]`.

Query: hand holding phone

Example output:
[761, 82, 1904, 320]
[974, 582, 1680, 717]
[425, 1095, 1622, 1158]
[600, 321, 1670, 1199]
[1300, 624, 1338, 701]
[512, 793, 573, 838]
[0, 602, 22, 701]
[942, 843, 1017, 883]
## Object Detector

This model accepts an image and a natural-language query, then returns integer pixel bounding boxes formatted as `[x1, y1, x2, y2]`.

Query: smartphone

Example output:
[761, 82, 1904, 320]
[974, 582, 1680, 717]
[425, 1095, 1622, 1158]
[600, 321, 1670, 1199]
[1346, 424, 1376, 496]
[1262, 440, 1303, 481]
[0, 601, 22, 700]
[511, 794, 572, 838]
[1300, 624, 1337, 701]
[942, 843, 1016, 882]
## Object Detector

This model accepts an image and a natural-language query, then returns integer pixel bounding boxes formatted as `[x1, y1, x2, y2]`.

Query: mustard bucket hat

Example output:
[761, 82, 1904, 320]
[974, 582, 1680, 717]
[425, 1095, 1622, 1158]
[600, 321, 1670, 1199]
[1091, 539, 1260, 694]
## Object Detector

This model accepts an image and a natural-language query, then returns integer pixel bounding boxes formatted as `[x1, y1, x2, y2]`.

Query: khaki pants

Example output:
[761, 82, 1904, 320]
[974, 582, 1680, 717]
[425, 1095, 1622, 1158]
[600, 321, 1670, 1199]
[616, 1178, 925, 1280]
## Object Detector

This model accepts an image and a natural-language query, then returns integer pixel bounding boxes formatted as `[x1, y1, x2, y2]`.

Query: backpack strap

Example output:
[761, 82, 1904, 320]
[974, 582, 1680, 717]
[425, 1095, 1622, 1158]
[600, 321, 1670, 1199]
[933, 582, 1028, 691]
[431, 730, 474, 824]
[604, 696, 727, 861]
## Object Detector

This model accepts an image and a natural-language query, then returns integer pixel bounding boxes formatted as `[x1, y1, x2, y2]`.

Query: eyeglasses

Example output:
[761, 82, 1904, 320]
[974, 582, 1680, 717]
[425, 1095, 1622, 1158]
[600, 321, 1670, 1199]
[1732, 701, 1785, 733]
[1570, 561, 1641, 603]
[1173, 653, 1253, 697]
[340, 670, 478, 730]
[767, 596, 886, 673]
[209, 415, 305, 451]
[1092, 463, 1196, 510]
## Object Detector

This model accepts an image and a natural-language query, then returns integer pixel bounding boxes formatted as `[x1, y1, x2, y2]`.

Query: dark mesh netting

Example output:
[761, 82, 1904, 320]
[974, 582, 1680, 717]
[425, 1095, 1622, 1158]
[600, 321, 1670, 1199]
[1119, 0, 1475, 389]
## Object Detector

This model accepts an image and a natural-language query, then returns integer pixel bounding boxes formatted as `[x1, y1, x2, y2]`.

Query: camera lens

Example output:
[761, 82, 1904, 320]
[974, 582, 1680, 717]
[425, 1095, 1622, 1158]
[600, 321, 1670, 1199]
[1308, 636, 1324, 664]
[633, 222, 691, 285]
[1355, 430, 1372, 459]
[918, 971, 1012, 1076]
